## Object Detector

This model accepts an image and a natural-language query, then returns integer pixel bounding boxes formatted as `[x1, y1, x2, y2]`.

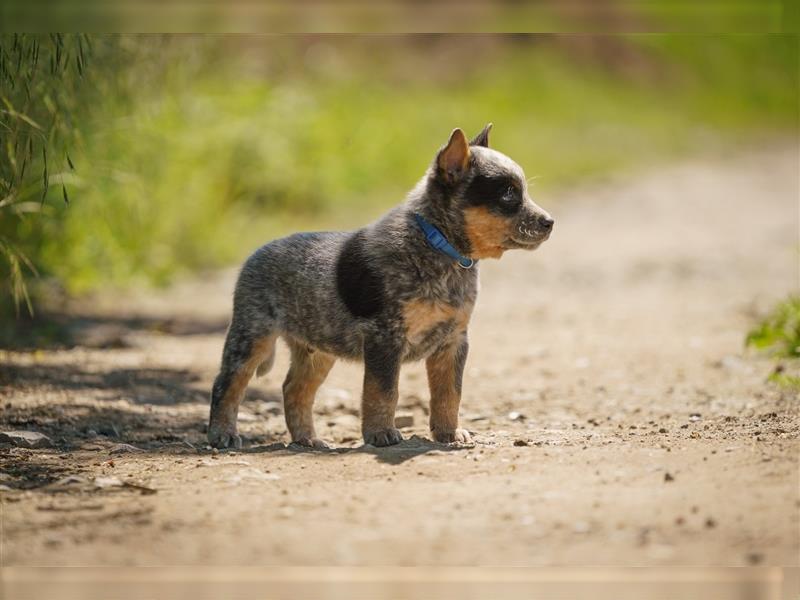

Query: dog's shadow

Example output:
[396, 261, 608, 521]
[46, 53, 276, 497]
[242, 434, 471, 465]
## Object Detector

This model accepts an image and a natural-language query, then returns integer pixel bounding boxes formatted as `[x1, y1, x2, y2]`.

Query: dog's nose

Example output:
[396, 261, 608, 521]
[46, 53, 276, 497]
[539, 216, 554, 230]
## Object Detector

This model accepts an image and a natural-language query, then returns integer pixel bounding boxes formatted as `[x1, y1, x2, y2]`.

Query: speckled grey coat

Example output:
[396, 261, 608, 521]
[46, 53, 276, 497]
[208, 125, 553, 449]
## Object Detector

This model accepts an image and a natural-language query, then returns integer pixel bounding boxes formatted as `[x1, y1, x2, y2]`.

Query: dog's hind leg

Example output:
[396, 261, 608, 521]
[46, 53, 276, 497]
[208, 325, 277, 449]
[283, 339, 336, 449]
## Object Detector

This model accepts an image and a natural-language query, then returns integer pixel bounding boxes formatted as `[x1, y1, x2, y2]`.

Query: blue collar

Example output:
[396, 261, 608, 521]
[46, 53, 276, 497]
[414, 213, 475, 269]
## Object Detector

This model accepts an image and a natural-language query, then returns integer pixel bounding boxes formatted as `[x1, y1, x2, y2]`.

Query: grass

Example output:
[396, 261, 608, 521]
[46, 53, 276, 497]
[5, 34, 798, 309]
[747, 296, 800, 359]
[747, 296, 800, 388]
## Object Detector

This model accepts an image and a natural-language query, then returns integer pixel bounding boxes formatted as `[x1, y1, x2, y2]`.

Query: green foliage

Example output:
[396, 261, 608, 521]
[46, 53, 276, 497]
[0, 33, 94, 314]
[747, 296, 800, 359]
[1, 35, 797, 314]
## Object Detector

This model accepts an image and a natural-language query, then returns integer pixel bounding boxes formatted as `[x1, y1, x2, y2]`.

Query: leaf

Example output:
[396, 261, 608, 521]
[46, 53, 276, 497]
[40, 145, 48, 204]
[0, 108, 43, 130]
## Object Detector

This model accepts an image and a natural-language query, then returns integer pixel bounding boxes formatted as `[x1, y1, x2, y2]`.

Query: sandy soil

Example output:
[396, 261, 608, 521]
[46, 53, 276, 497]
[1, 145, 798, 570]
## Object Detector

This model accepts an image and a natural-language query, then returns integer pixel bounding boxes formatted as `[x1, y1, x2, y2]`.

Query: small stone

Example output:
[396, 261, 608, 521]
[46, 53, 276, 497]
[52, 475, 88, 487]
[746, 552, 763, 565]
[109, 443, 144, 455]
[507, 411, 526, 422]
[574, 357, 590, 369]
[658, 428, 668, 434]
[573, 521, 591, 534]
[0, 430, 52, 449]
[255, 401, 282, 416]
[327, 414, 360, 428]
[94, 476, 124, 489]
[664, 472, 675, 482]
[466, 414, 489, 422]
[394, 412, 414, 429]
[704, 517, 717, 528]
[513, 439, 530, 447]
[689, 414, 701, 422]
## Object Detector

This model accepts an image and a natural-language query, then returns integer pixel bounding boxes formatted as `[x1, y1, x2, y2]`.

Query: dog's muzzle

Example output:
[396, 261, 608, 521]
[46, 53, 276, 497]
[509, 212, 554, 248]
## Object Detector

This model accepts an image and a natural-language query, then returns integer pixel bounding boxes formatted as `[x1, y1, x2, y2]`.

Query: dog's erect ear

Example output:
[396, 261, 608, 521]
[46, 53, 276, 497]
[470, 123, 492, 148]
[436, 128, 470, 183]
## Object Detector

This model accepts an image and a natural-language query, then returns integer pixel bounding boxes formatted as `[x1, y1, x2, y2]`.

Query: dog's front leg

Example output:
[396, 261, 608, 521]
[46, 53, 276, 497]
[427, 333, 472, 444]
[361, 336, 403, 447]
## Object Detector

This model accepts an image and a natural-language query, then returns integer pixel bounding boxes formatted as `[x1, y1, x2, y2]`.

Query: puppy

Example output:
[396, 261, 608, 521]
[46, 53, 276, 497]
[208, 124, 553, 449]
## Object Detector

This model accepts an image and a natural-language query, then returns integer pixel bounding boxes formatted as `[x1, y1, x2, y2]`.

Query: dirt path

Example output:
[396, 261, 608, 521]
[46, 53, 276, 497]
[1, 145, 798, 571]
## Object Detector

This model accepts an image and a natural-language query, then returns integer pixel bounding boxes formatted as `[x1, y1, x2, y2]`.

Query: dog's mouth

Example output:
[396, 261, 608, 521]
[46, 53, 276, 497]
[505, 230, 550, 251]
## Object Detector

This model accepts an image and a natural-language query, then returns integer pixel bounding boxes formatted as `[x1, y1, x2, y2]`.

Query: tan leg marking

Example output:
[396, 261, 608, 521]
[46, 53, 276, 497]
[463, 206, 510, 260]
[283, 342, 335, 447]
[427, 337, 471, 444]
[217, 335, 277, 422]
[209, 334, 277, 448]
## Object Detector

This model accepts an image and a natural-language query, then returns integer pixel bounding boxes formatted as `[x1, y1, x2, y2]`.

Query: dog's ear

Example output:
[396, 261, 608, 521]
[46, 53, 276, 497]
[470, 123, 492, 148]
[436, 128, 470, 183]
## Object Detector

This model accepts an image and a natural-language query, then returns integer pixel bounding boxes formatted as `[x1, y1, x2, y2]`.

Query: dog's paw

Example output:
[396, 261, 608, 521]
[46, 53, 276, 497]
[432, 428, 472, 445]
[363, 427, 403, 447]
[291, 436, 331, 450]
[208, 421, 242, 449]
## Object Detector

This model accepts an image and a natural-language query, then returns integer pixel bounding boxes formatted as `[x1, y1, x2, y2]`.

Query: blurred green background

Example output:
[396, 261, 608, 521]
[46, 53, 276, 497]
[0, 33, 797, 318]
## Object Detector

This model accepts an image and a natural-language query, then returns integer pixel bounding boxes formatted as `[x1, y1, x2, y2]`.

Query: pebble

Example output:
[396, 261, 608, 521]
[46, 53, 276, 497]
[513, 439, 530, 447]
[466, 413, 489, 422]
[94, 476, 124, 489]
[746, 552, 763, 565]
[255, 401, 282, 416]
[109, 443, 144, 455]
[664, 472, 675, 482]
[394, 412, 414, 429]
[507, 411, 526, 422]
[327, 414, 360, 428]
[52, 475, 88, 487]
[574, 357, 591, 369]
[225, 468, 281, 484]
[572, 521, 591, 534]
[0, 430, 52, 449]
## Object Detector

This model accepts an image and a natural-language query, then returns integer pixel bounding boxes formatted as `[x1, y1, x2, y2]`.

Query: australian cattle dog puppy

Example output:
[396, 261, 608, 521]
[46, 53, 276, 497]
[208, 124, 554, 449]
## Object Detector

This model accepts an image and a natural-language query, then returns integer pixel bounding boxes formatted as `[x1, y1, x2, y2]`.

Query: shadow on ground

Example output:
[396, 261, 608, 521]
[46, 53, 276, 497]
[0, 312, 228, 351]
[243, 435, 469, 465]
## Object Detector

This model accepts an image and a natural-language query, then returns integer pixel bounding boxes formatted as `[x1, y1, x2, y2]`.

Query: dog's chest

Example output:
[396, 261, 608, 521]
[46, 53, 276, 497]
[402, 298, 470, 342]
[399, 269, 477, 358]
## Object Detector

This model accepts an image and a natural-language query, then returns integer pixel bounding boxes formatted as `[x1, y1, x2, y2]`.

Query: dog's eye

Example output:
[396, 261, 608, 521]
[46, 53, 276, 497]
[502, 185, 518, 202]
